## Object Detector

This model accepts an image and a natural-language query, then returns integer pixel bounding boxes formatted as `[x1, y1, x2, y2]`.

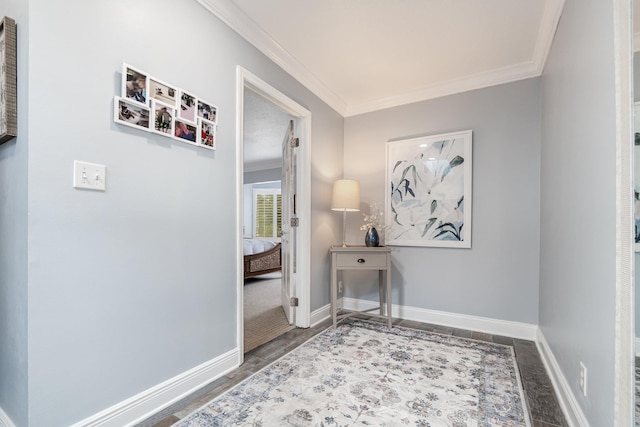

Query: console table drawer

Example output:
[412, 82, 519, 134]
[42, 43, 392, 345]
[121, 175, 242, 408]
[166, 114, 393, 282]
[336, 253, 387, 268]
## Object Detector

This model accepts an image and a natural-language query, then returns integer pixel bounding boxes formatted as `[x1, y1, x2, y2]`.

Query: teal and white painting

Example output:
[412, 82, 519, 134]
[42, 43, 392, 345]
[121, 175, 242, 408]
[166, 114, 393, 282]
[386, 130, 472, 248]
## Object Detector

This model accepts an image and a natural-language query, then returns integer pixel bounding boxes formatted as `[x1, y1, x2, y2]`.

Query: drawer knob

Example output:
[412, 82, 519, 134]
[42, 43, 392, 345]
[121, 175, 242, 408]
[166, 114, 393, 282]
[357, 258, 366, 263]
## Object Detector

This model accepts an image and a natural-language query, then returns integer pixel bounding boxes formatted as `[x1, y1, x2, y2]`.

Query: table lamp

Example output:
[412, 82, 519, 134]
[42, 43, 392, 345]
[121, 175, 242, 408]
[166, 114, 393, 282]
[331, 179, 360, 247]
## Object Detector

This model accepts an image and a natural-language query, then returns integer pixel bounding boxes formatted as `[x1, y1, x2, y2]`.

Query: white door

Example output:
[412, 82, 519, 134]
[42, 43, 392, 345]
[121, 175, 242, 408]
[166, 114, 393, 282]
[281, 120, 296, 323]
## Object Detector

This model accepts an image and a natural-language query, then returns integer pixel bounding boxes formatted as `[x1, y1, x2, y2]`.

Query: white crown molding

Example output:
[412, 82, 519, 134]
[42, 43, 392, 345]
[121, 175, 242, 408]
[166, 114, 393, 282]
[198, 0, 565, 118]
[70, 349, 238, 427]
[0, 407, 16, 427]
[344, 62, 541, 117]
[196, 0, 347, 116]
[536, 329, 589, 427]
[532, 0, 566, 74]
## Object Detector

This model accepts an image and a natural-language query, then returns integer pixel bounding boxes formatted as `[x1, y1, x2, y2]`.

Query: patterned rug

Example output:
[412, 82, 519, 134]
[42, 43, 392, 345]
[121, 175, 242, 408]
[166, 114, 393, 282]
[178, 319, 530, 426]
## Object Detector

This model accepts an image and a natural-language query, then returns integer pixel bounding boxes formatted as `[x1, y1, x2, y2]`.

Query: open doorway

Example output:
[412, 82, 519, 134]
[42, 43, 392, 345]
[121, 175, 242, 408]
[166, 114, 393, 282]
[236, 67, 312, 363]
[242, 89, 295, 352]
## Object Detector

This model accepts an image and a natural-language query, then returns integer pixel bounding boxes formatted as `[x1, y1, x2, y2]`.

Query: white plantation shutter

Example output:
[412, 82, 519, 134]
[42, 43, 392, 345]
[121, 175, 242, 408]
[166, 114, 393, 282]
[253, 189, 282, 239]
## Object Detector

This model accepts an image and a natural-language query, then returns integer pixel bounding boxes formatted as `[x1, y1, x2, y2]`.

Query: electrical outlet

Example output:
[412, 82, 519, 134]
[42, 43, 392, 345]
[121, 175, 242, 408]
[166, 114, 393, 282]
[579, 362, 587, 397]
[73, 160, 106, 191]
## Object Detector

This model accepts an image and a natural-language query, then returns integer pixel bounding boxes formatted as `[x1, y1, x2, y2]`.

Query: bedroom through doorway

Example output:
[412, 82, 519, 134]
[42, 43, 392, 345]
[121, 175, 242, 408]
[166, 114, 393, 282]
[242, 88, 296, 353]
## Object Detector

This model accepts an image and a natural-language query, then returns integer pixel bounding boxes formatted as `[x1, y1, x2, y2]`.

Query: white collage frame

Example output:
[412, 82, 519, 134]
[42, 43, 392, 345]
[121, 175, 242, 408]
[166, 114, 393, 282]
[114, 63, 217, 150]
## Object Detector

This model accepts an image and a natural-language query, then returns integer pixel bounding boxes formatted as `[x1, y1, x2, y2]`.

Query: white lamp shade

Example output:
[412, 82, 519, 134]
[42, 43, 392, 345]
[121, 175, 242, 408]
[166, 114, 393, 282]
[331, 179, 360, 212]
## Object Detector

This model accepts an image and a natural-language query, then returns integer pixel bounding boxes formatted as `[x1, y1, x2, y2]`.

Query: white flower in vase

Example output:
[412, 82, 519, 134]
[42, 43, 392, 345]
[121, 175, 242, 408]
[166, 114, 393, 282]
[360, 202, 389, 246]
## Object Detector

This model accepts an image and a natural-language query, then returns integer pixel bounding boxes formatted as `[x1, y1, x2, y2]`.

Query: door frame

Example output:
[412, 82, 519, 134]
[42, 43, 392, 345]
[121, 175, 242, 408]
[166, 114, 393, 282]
[236, 66, 311, 364]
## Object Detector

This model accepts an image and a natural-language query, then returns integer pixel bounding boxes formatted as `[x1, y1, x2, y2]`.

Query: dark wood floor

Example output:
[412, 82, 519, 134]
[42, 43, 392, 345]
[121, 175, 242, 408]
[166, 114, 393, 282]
[135, 316, 567, 427]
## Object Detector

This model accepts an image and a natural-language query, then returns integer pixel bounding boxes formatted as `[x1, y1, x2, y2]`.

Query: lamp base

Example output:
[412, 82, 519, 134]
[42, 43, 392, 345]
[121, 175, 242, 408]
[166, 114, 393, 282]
[341, 210, 347, 247]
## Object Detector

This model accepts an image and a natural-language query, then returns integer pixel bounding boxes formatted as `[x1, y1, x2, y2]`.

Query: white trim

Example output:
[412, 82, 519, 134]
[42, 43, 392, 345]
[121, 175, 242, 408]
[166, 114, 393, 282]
[197, 0, 347, 116]
[310, 304, 331, 328]
[317, 298, 538, 340]
[69, 349, 239, 427]
[196, 0, 564, 118]
[236, 67, 313, 358]
[344, 62, 539, 117]
[612, 0, 635, 424]
[536, 329, 589, 427]
[0, 408, 16, 427]
[236, 67, 245, 367]
[531, 0, 566, 74]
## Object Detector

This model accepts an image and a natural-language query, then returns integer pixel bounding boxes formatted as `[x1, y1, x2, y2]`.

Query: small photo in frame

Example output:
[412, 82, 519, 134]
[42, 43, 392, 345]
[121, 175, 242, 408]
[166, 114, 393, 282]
[152, 100, 175, 136]
[122, 63, 148, 106]
[178, 89, 197, 123]
[197, 99, 217, 123]
[174, 119, 197, 144]
[198, 118, 216, 150]
[149, 77, 177, 108]
[114, 96, 150, 131]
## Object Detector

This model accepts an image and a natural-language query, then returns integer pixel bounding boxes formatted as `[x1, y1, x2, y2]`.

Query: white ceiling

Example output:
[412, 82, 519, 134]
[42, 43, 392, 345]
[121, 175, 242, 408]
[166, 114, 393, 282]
[243, 88, 294, 172]
[198, 0, 565, 117]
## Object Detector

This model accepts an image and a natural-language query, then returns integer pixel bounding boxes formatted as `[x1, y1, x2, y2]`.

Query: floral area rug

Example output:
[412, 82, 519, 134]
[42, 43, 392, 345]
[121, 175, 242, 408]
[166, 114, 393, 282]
[178, 319, 530, 426]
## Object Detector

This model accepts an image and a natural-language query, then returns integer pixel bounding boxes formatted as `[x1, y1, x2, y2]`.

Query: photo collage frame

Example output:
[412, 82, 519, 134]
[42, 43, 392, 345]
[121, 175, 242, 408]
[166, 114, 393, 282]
[114, 63, 217, 150]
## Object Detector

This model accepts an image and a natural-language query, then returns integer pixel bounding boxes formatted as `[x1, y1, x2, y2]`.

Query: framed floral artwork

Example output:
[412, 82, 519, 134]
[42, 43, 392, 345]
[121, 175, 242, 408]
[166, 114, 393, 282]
[385, 130, 472, 248]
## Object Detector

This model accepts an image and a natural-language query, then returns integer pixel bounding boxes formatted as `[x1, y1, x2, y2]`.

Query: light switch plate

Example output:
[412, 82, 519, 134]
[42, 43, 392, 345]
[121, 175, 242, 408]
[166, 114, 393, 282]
[73, 161, 106, 191]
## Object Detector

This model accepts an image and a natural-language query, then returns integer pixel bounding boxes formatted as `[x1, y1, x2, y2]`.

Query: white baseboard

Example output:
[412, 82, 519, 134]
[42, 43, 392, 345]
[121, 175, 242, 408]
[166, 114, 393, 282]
[536, 329, 589, 427]
[0, 407, 16, 427]
[70, 348, 239, 427]
[310, 303, 331, 327]
[341, 298, 538, 340]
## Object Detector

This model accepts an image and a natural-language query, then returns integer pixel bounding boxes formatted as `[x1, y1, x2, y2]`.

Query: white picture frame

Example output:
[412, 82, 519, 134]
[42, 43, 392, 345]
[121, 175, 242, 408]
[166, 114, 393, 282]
[385, 130, 472, 248]
[151, 100, 175, 136]
[174, 118, 197, 145]
[198, 118, 216, 150]
[114, 96, 150, 131]
[149, 76, 178, 109]
[121, 63, 149, 107]
[178, 89, 197, 123]
[197, 98, 218, 123]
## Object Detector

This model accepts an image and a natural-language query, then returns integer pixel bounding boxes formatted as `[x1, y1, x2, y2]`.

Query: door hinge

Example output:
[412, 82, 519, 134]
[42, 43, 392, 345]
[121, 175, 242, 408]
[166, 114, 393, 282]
[290, 297, 299, 307]
[291, 217, 299, 227]
[291, 137, 300, 148]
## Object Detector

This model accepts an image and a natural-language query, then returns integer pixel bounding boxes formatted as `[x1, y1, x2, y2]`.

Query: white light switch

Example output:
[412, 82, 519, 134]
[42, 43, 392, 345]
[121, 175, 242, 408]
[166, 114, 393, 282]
[73, 161, 106, 191]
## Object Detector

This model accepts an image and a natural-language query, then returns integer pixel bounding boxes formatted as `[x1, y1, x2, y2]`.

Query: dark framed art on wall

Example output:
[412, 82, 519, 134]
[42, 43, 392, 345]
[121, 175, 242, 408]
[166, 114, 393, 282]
[0, 16, 17, 144]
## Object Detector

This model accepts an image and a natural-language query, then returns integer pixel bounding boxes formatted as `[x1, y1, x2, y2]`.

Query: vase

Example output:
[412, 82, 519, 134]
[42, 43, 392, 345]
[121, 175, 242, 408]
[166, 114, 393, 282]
[365, 227, 380, 247]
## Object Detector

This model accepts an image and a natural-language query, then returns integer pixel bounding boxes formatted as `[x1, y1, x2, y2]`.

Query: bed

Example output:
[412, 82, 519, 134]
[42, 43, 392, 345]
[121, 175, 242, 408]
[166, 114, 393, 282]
[243, 239, 282, 278]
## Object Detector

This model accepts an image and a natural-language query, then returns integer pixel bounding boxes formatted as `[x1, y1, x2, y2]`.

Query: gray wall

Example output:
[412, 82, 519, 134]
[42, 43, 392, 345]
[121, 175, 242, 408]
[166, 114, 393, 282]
[343, 78, 541, 324]
[0, 1, 29, 426]
[539, 0, 619, 423]
[3, 0, 343, 425]
[244, 167, 282, 184]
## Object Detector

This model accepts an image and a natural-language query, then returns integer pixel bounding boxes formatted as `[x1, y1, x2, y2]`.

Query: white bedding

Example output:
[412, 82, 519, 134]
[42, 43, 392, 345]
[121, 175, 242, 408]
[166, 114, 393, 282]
[243, 239, 278, 256]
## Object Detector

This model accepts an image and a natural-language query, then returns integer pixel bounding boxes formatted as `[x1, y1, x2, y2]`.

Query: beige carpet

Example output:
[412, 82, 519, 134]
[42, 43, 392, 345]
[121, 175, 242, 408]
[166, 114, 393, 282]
[244, 273, 294, 352]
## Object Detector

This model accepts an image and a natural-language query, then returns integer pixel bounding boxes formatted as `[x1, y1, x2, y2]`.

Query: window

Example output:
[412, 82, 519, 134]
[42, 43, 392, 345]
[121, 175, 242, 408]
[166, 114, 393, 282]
[253, 188, 282, 239]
